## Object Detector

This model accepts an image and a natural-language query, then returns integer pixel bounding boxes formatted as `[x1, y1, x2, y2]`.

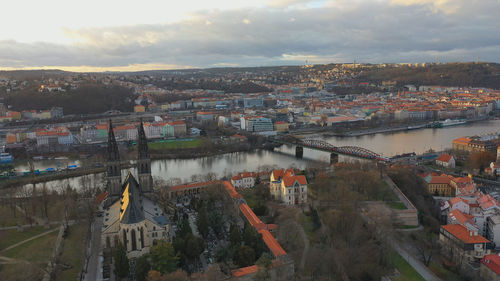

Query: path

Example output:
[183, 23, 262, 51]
[0, 220, 76, 231]
[391, 240, 440, 281]
[0, 227, 59, 253]
[83, 216, 103, 281]
[359, 209, 441, 281]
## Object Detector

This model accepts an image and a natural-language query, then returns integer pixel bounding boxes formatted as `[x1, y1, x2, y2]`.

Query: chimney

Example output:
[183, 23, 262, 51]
[474, 231, 478, 236]
[470, 231, 473, 237]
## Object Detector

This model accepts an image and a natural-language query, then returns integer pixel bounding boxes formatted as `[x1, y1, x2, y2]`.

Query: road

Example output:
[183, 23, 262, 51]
[83, 216, 103, 281]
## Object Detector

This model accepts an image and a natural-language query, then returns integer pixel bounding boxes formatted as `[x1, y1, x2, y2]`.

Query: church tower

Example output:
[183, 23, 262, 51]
[137, 120, 153, 193]
[106, 120, 122, 197]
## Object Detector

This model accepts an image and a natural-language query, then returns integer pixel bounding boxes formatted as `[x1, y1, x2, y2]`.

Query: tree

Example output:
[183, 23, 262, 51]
[234, 245, 255, 267]
[113, 242, 130, 280]
[135, 255, 151, 281]
[196, 206, 209, 238]
[412, 230, 440, 267]
[229, 224, 241, 246]
[185, 235, 204, 260]
[255, 253, 273, 281]
[150, 241, 179, 274]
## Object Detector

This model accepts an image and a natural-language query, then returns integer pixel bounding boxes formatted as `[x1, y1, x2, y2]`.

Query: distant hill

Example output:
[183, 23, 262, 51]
[359, 63, 500, 89]
[0, 69, 70, 79]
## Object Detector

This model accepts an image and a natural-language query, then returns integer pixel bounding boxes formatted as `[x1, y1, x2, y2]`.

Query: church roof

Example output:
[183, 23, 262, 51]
[120, 172, 145, 224]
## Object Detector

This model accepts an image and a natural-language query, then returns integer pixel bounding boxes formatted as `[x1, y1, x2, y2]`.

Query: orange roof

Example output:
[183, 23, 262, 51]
[449, 197, 468, 207]
[453, 137, 471, 145]
[429, 176, 452, 185]
[232, 265, 258, 277]
[441, 224, 490, 244]
[436, 154, 453, 163]
[95, 191, 108, 203]
[239, 203, 266, 230]
[283, 175, 307, 187]
[258, 229, 287, 257]
[481, 254, 500, 275]
[223, 181, 242, 199]
[448, 209, 475, 226]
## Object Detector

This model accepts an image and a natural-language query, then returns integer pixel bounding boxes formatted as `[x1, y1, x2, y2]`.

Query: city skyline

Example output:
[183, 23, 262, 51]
[1, 0, 499, 71]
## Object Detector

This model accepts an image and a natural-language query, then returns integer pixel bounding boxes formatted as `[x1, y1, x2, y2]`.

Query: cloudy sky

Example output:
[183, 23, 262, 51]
[0, 0, 499, 71]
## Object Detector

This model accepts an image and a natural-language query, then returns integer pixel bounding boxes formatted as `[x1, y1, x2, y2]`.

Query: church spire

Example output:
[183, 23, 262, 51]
[138, 119, 149, 159]
[137, 119, 152, 193]
[108, 119, 120, 161]
[106, 119, 122, 198]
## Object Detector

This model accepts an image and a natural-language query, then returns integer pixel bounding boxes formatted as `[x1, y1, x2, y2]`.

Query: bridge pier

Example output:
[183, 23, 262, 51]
[295, 146, 303, 158]
[330, 153, 339, 164]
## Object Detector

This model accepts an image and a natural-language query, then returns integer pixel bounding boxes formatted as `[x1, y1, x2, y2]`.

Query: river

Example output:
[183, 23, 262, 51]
[15, 119, 500, 191]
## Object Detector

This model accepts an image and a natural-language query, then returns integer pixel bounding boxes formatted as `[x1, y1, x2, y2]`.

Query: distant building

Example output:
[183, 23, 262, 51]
[134, 105, 146, 113]
[436, 154, 455, 168]
[274, 121, 290, 133]
[231, 172, 257, 189]
[241, 116, 273, 132]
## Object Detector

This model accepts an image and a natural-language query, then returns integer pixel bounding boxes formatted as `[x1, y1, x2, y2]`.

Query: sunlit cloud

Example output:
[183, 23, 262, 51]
[0, 0, 498, 71]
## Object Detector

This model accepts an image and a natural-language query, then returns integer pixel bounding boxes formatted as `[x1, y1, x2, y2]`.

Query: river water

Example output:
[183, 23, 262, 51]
[15, 119, 500, 191]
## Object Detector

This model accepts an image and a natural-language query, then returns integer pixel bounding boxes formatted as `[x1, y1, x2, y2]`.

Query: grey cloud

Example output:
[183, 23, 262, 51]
[1, 0, 499, 68]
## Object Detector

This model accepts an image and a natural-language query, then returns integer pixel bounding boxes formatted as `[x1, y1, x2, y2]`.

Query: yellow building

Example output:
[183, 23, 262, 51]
[274, 121, 290, 133]
[134, 105, 146, 113]
[427, 176, 456, 197]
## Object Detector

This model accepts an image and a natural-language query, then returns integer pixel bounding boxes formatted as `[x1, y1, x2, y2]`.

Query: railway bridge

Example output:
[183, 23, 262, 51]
[271, 138, 388, 163]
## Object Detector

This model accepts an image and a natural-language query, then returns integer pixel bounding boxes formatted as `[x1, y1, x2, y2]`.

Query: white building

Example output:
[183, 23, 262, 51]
[270, 169, 307, 205]
[231, 172, 257, 189]
[436, 154, 456, 168]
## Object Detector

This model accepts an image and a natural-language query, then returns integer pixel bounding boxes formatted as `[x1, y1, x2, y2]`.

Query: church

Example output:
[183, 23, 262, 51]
[101, 120, 170, 259]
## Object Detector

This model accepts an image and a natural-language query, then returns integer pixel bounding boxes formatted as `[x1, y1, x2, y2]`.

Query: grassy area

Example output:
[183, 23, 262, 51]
[3, 229, 58, 263]
[299, 213, 315, 239]
[0, 226, 49, 250]
[387, 201, 407, 210]
[391, 252, 426, 281]
[54, 224, 87, 281]
[429, 262, 461, 281]
[394, 225, 420, 230]
[375, 181, 400, 202]
[148, 139, 203, 150]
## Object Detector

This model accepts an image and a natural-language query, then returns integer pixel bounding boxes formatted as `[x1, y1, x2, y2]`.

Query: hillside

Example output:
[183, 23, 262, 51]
[2, 85, 135, 115]
[359, 63, 500, 89]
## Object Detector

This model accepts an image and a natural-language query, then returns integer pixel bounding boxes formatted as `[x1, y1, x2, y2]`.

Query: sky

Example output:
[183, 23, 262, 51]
[0, 0, 499, 72]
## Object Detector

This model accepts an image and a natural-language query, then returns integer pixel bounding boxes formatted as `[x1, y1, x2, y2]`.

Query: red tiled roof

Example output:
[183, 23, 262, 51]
[436, 154, 453, 163]
[481, 254, 500, 276]
[95, 192, 108, 203]
[441, 224, 490, 244]
[283, 175, 307, 187]
[429, 176, 452, 185]
[223, 181, 242, 199]
[453, 137, 471, 144]
[232, 265, 258, 277]
[258, 229, 287, 257]
[239, 203, 265, 230]
[170, 181, 220, 192]
[449, 197, 468, 207]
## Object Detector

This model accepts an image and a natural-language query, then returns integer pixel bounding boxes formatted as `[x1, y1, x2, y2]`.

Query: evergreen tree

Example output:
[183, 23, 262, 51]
[113, 242, 130, 280]
[134, 255, 151, 281]
[150, 241, 179, 274]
